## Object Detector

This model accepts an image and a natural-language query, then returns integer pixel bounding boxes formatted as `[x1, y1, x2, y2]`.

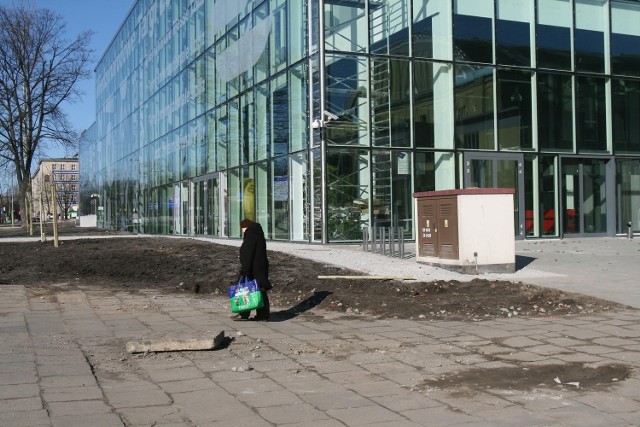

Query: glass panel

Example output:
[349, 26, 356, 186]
[617, 159, 640, 233]
[453, 0, 493, 64]
[194, 180, 205, 235]
[414, 62, 454, 149]
[371, 58, 411, 147]
[415, 151, 456, 192]
[325, 0, 367, 53]
[539, 156, 558, 236]
[370, 0, 410, 56]
[392, 150, 413, 232]
[497, 70, 532, 150]
[241, 91, 254, 164]
[255, 83, 270, 160]
[228, 168, 242, 237]
[575, 0, 606, 73]
[372, 151, 392, 228]
[583, 159, 607, 233]
[290, 153, 309, 241]
[537, 72, 573, 151]
[412, 0, 452, 60]
[207, 177, 219, 236]
[242, 170, 255, 225]
[289, 64, 308, 152]
[288, 0, 306, 65]
[255, 161, 270, 238]
[325, 55, 369, 146]
[455, 64, 494, 150]
[327, 148, 369, 241]
[496, 0, 531, 66]
[312, 148, 322, 242]
[576, 76, 607, 152]
[613, 79, 640, 154]
[272, 156, 289, 240]
[562, 159, 580, 233]
[469, 159, 493, 188]
[272, 74, 288, 157]
[414, 61, 434, 148]
[497, 159, 520, 235]
[611, 2, 640, 77]
[536, 0, 571, 70]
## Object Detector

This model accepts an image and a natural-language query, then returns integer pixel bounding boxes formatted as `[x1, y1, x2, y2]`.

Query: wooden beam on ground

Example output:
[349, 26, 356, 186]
[126, 331, 225, 354]
[318, 275, 416, 281]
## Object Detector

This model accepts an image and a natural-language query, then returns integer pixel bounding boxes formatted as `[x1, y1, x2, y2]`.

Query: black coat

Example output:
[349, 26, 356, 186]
[239, 223, 272, 290]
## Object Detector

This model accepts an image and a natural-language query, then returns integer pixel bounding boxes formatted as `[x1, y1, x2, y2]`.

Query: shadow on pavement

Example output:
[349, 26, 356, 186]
[516, 255, 537, 271]
[269, 291, 333, 322]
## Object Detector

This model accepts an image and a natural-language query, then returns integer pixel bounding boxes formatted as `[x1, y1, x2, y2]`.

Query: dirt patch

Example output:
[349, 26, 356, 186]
[0, 222, 632, 321]
[418, 363, 632, 394]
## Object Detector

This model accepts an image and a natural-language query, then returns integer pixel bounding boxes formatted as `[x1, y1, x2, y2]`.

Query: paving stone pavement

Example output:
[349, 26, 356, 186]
[2, 278, 640, 426]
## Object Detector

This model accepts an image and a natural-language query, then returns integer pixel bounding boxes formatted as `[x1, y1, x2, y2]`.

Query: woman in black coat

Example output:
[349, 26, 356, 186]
[237, 218, 272, 320]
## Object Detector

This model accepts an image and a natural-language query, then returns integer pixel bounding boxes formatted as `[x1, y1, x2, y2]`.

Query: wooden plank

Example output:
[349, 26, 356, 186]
[126, 331, 225, 354]
[317, 275, 415, 281]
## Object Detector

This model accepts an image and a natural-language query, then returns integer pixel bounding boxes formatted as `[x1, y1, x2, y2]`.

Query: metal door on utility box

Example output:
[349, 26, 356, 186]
[417, 197, 459, 259]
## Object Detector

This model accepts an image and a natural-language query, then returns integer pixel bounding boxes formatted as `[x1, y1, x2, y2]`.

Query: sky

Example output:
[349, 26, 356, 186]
[0, 0, 135, 158]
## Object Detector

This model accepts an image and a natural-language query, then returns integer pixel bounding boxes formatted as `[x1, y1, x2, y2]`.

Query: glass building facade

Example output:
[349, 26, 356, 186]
[81, 0, 640, 242]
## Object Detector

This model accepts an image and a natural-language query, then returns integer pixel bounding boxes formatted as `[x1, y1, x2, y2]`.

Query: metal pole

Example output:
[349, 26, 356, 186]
[399, 226, 405, 259]
[381, 227, 386, 255]
[389, 227, 395, 257]
[362, 227, 369, 251]
[51, 184, 59, 248]
[319, 0, 328, 244]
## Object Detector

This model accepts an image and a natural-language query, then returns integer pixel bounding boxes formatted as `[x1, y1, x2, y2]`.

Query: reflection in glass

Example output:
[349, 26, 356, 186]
[576, 76, 607, 152]
[412, 0, 452, 60]
[582, 159, 607, 233]
[497, 70, 532, 150]
[453, 14, 493, 63]
[537, 73, 573, 151]
[455, 64, 494, 150]
[613, 79, 640, 154]
[325, 1, 367, 53]
[540, 156, 557, 236]
[414, 151, 456, 192]
[371, 58, 411, 147]
[272, 155, 289, 240]
[617, 160, 640, 233]
[575, 0, 606, 73]
[611, 2, 640, 77]
[325, 55, 369, 146]
[370, 0, 410, 56]
[414, 61, 435, 148]
[326, 149, 369, 241]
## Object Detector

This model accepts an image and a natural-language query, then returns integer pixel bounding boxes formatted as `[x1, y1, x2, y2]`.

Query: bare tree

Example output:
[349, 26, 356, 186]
[55, 180, 77, 220]
[0, 4, 93, 234]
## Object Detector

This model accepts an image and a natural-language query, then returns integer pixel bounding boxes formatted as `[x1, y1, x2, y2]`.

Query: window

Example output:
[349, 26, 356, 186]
[611, 1, 640, 77]
[536, 0, 572, 70]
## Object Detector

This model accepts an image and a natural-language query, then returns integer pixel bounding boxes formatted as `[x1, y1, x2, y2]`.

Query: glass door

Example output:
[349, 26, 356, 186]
[561, 158, 608, 235]
[464, 153, 525, 239]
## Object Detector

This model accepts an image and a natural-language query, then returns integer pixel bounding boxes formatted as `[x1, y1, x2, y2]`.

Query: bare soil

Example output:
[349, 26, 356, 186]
[0, 221, 630, 322]
[0, 221, 634, 394]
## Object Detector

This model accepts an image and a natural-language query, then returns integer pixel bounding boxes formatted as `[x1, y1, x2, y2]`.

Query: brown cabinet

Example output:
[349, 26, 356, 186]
[413, 188, 516, 273]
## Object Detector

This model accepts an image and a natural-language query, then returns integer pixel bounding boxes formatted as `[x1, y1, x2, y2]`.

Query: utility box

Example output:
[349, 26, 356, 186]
[413, 188, 515, 274]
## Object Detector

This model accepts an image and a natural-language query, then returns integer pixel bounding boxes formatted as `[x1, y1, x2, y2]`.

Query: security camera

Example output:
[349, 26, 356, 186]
[323, 110, 339, 121]
[311, 119, 322, 129]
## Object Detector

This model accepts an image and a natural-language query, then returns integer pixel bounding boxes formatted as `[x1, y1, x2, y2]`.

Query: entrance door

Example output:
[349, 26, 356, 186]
[561, 158, 609, 235]
[464, 153, 525, 239]
[191, 173, 227, 237]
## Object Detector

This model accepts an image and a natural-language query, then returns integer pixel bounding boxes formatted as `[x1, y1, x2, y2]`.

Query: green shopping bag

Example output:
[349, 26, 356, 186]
[228, 276, 264, 313]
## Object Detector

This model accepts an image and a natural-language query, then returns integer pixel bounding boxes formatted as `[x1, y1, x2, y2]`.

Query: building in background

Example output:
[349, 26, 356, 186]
[32, 156, 80, 220]
[80, 0, 640, 242]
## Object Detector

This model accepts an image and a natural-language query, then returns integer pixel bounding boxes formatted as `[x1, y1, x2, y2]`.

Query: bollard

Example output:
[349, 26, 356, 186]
[399, 227, 405, 259]
[381, 227, 387, 255]
[362, 228, 369, 251]
[389, 227, 395, 257]
[628, 221, 634, 240]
